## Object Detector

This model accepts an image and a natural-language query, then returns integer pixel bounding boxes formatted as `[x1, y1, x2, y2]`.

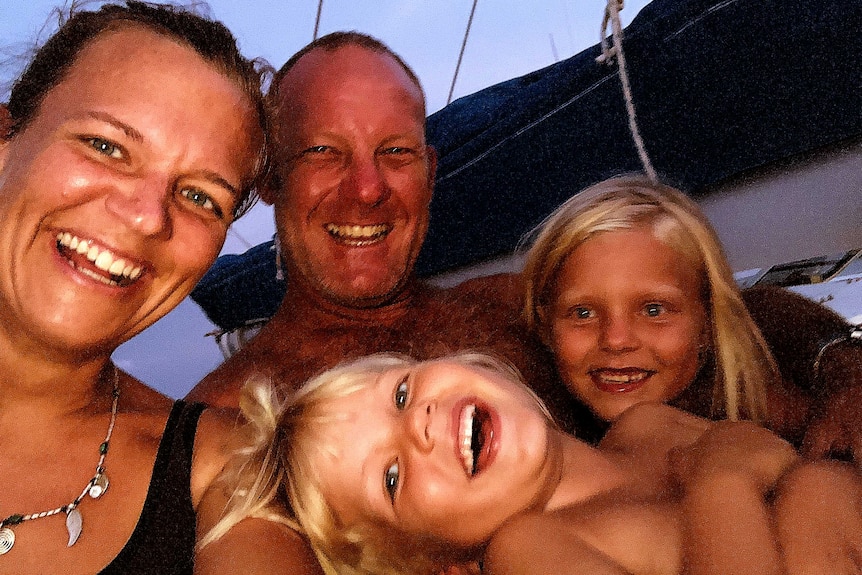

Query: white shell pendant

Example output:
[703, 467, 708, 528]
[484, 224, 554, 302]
[89, 473, 109, 499]
[66, 508, 83, 547]
[0, 527, 14, 555]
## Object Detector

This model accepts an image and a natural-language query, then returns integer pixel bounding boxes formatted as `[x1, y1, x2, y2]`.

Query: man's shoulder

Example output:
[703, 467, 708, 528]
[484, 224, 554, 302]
[434, 272, 522, 307]
[186, 335, 278, 408]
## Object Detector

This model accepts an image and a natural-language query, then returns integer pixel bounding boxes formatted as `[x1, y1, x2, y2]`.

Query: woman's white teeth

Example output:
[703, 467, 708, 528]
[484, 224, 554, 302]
[57, 233, 142, 281]
[460, 404, 476, 476]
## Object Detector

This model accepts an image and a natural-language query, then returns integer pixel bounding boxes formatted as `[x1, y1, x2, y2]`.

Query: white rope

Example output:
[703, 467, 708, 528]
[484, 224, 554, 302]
[597, 0, 657, 182]
[447, 0, 479, 105]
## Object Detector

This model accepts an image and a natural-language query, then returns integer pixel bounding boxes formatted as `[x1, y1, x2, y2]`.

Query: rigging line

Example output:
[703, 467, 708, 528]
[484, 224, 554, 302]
[227, 227, 254, 250]
[313, 0, 324, 40]
[597, 0, 657, 182]
[447, 0, 479, 105]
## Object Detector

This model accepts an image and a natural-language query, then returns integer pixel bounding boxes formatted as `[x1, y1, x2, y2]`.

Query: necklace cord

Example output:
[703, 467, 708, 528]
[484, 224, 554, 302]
[0, 366, 120, 553]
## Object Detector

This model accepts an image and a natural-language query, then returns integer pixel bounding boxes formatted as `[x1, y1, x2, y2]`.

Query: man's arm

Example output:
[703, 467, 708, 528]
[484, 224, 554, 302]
[742, 285, 862, 459]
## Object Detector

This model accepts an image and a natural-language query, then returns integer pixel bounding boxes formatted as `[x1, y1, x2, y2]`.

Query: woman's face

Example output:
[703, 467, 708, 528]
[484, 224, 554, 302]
[0, 26, 261, 353]
[548, 227, 707, 421]
[307, 359, 561, 548]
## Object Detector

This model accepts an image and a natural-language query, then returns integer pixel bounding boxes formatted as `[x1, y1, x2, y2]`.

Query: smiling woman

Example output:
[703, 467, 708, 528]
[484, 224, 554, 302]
[0, 2, 319, 575]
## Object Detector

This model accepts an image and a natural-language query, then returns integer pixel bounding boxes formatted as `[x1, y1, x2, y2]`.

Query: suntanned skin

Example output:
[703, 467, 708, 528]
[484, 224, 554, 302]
[186, 41, 576, 428]
[191, 272, 577, 428]
[187, 39, 862, 456]
[0, 26, 320, 575]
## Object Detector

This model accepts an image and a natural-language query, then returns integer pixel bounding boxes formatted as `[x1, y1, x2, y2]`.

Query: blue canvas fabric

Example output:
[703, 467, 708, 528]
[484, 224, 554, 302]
[191, 0, 862, 331]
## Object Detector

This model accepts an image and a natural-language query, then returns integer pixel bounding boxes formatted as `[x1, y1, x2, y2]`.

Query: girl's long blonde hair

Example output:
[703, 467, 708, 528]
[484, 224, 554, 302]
[523, 175, 777, 422]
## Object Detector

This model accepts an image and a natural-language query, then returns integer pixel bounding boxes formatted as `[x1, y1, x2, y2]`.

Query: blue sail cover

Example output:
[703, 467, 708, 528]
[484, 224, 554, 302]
[192, 0, 862, 331]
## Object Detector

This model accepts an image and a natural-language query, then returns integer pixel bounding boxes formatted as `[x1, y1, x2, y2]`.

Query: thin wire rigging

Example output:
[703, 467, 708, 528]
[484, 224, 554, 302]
[447, 0, 479, 105]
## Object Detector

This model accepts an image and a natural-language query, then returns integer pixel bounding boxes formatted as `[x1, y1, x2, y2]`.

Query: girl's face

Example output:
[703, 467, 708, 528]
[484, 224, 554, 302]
[307, 359, 562, 549]
[548, 227, 707, 421]
[0, 26, 261, 354]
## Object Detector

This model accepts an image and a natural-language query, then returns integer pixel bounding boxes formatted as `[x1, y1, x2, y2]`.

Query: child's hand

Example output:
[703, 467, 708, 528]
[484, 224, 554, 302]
[670, 420, 798, 493]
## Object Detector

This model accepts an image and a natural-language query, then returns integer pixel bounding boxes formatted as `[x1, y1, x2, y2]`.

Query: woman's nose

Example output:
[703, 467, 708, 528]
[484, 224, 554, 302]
[105, 175, 170, 236]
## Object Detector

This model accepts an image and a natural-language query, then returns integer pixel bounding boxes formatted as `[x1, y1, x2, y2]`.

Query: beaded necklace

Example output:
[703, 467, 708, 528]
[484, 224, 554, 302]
[0, 366, 120, 555]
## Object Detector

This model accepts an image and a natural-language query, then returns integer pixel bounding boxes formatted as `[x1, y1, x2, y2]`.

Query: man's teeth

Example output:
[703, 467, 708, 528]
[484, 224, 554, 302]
[460, 404, 476, 476]
[56, 232, 142, 282]
[325, 223, 389, 245]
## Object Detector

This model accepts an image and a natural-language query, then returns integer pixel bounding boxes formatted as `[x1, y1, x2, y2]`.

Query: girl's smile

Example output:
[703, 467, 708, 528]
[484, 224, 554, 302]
[307, 358, 561, 547]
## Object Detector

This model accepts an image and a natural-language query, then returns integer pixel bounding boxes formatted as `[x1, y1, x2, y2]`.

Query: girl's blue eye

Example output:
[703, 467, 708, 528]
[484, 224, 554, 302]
[384, 461, 400, 503]
[394, 377, 409, 410]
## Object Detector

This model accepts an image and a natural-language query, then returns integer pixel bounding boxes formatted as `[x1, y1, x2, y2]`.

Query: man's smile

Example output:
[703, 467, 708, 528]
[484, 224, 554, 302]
[324, 223, 391, 246]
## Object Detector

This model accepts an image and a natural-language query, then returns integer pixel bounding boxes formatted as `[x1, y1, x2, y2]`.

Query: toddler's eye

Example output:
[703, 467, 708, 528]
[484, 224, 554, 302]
[394, 376, 409, 410]
[384, 461, 400, 503]
[86, 137, 122, 159]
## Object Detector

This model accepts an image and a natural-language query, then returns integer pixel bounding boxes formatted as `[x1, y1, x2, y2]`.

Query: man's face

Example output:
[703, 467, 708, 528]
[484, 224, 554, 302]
[268, 45, 435, 308]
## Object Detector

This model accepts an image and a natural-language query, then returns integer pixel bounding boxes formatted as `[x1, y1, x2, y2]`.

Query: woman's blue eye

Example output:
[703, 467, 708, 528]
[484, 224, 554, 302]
[180, 188, 222, 217]
[394, 377, 409, 410]
[87, 137, 122, 159]
[384, 461, 400, 503]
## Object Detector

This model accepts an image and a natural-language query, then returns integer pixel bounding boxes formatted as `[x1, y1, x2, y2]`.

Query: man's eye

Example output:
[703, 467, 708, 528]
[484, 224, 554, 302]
[301, 145, 333, 155]
[384, 461, 400, 503]
[644, 303, 664, 317]
[86, 137, 123, 159]
[574, 307, 593, 319]
[379, 146, 413, 155]
[180, 188, 223, 218]
[394, 376, 409, 410]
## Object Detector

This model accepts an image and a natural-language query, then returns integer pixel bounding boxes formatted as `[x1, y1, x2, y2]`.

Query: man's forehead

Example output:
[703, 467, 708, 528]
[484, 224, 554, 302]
[277, 45, 424, 107]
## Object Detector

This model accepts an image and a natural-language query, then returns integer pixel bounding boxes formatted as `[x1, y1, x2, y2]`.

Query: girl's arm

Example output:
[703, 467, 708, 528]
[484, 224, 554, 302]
[194, 480, 323, 575]
[484, 500, 681, 575]
[191, 409, 323, 575]
[672, 420, 798, 575]
[773, 460, 862, 575]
